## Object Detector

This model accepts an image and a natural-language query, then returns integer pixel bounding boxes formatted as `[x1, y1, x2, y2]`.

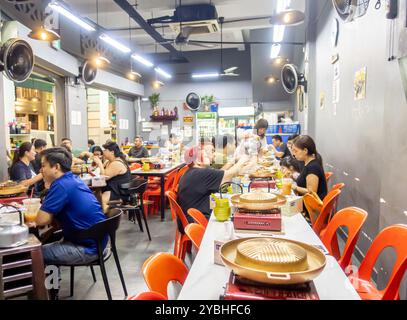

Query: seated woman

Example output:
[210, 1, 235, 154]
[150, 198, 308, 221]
[280, 156, 301, 181]
[93, 141, 131, 213]
[9, 142, 43, 194]
[290, 135, 327, 201]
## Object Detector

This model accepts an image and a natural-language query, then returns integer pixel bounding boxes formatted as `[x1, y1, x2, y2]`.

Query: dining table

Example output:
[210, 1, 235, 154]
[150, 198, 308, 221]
[131, 162, 185, 221]
[178, 196, 361, 300]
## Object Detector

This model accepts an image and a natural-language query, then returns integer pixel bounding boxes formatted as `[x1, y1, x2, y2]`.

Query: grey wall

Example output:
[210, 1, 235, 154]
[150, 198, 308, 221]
[64, 82, 88, 151]
[308, 0, 407, 295]
[250, 27, 304, 105]
[116, 96, 137, 145]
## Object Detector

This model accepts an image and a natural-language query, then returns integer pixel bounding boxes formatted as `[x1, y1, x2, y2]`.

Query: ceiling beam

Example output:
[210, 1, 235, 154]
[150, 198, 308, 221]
[113, 0, 188, 63]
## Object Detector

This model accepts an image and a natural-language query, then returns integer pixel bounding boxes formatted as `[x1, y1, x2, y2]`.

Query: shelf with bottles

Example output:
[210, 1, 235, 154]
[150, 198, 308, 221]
[151, 106, 178, 121]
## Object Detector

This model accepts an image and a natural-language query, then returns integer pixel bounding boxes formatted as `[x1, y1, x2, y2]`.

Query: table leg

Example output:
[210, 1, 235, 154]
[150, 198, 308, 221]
[160, 176, 165, 221]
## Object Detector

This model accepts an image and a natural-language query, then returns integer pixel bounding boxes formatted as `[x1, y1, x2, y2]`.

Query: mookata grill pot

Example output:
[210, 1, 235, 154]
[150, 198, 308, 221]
[220, 237, 326, 285]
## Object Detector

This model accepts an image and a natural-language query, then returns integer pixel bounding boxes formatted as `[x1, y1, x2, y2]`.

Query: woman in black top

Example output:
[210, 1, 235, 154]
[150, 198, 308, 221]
[291, 135, 327, 201]
[10, 142, 43, 194]
[93, 142, 131, 213]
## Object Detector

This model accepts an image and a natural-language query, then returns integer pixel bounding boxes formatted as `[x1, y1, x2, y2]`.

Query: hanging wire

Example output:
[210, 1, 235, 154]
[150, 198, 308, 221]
[96, 0, 99, 25]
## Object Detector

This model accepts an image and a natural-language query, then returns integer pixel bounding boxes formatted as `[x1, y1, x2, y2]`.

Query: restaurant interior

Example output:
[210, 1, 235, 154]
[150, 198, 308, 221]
[0, 0, 406, 304]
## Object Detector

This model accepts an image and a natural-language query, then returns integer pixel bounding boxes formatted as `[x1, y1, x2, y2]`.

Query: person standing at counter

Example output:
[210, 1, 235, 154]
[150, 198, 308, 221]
[254, 118, 269, 151]
[32, 147, 107, 266]
[128, 136, 149, 159]
[291, 135, 327, 201]
[92, 141, 131, 213]
[10, 142, 43, 191]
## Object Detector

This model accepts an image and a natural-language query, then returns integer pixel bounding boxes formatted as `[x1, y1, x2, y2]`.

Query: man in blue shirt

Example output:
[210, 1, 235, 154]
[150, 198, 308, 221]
[33, 147, 107, 265]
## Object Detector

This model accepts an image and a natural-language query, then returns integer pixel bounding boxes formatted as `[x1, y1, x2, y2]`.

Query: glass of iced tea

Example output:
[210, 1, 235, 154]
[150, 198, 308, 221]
[282, 178, 293, 196]
[22, 198, 41, 223]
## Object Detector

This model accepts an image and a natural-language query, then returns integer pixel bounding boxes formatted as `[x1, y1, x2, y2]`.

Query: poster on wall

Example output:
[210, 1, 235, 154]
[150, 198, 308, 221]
[319, 92, 326, 110]
[354, 67, 367, 100]
[71, 111, 82, 126]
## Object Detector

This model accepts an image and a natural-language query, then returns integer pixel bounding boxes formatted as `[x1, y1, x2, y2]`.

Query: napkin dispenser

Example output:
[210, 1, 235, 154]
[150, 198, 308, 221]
[92, 176, 107, 187]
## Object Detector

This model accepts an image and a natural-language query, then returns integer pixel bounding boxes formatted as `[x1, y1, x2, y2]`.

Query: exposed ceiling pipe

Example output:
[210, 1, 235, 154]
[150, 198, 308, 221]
[113, 0, 188, 63]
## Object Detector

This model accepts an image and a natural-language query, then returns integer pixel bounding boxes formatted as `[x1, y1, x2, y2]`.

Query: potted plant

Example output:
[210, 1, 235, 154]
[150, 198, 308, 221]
[201, 94, 215, 112]
[148, 93, 160, 116]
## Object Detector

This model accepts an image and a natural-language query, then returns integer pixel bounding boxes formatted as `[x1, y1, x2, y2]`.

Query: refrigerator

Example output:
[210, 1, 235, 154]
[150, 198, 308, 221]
[196, 112, 218, 142]
[218, 116, 255, 143]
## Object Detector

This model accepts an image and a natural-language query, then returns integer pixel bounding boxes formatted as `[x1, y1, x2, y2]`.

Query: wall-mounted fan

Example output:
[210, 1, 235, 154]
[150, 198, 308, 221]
[79, 60, 97, 85]
[281, 64, 307, 94]
[185, 92, 201, 111]
[0, 38, 34, 83]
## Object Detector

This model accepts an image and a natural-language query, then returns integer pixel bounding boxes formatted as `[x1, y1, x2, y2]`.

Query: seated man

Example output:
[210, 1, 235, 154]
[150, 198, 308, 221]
[177, 145, 249, 222]
[33, 147, 107, 265]
[270, 135, 291, 160]
[128, 136, 149, 160]
[61, 137, 84, 165]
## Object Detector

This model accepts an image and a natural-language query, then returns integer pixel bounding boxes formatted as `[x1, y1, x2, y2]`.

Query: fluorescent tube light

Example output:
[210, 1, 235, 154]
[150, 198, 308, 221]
[99, 34, 131, 53]
[49, 2, 95, 32]
[192, 73, 220, 79]
[270, 44, 281, 59]
[131, 54, 154, 67]
[273, 25, 285, 42]
[155, 67, 172, 79]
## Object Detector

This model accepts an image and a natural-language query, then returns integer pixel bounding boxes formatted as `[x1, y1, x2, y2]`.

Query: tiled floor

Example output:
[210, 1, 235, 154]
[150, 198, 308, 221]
[57, 211, 176, 300]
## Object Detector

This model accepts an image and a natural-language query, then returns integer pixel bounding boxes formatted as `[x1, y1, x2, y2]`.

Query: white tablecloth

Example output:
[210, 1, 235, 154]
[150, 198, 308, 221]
[178, 213, 361, 300]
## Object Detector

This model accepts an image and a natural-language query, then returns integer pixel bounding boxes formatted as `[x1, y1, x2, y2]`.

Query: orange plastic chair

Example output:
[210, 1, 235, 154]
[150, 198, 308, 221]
[144, 170, 177, 215]
[332, 183, 345, 191]
[325, 171, 333, 182]
[142, 252, 189, 299]
[187, 208, 208, 228]
[321, 207, 368, 271]
[166, 190, 191, 260]
[348, 224, 407, 300]
[185, 223, 205, 249]
[313, 189, 341, 237]
[172, 165, 189, 194]
[127, 291, 167, 300]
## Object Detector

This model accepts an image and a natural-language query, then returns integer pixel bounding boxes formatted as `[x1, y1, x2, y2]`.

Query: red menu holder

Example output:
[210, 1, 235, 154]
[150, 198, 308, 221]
[221, 273, 319, 300]
[233, 210, 282, 232]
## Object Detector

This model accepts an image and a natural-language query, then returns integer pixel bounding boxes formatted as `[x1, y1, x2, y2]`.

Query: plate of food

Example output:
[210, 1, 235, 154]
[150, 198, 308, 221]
[0, 181, 28, 197]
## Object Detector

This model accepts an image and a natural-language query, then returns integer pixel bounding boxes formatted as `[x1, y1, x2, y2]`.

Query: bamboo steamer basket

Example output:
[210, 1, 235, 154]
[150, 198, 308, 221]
[236, 192, 286, 211]
[220, 237, 326, 285]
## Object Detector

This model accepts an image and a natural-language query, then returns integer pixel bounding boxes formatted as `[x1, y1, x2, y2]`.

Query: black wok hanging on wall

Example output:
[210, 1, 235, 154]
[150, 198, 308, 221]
[281, 64, 307, 95]
[0, 38, 34, 83]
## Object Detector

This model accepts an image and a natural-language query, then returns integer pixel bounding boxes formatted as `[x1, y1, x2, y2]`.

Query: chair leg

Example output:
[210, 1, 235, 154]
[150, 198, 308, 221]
[99, 259, 112, 300]
[111, 246, 128, 297]
[90, 265, 97, 282]
[69, 266, 75, 297]
[139, 207, 151, 241]
[134, 209, 144, 232]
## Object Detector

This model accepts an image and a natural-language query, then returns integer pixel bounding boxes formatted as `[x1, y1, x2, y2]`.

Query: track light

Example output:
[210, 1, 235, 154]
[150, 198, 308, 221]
[28, 26, 60, 42]
[269, 10, 305, 26]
